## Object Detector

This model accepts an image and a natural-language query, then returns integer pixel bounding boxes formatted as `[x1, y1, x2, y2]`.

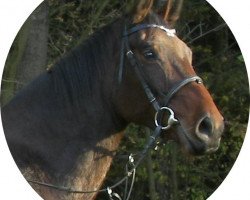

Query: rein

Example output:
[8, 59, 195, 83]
[28, 23, 203, 200]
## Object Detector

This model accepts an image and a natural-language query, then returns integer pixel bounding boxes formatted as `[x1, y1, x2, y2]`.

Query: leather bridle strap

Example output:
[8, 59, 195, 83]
[125, 43, 203, 110]
[126, 49, 161, 111]
[125, 24, 176, 37]
[123, 24, 203, 106]
[118, 24, 176, 84]
[163, 76, 203, 105]
[122, 24, 203, 128]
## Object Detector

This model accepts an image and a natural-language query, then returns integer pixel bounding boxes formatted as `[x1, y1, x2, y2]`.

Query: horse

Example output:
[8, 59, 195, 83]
[1, 0, 224, 199]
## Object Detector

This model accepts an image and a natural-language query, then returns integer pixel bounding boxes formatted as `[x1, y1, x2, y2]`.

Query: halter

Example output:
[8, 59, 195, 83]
[28, 23, 203, 200]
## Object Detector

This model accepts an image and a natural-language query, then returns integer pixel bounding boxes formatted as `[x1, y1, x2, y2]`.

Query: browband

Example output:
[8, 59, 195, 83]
[124, 24, 176, 37]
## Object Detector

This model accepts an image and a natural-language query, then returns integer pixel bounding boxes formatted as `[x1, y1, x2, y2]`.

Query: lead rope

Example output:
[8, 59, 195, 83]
[106, 125, 163, 200]
[123, 154, 136, 200]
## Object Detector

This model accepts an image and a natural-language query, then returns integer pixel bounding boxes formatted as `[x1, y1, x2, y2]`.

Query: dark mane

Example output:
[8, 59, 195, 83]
[50, 19, 123, 105]
[49, 13, 167, 105]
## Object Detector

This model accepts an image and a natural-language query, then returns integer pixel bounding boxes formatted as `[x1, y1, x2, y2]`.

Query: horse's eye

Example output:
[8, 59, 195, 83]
[143, 49, 157, 60]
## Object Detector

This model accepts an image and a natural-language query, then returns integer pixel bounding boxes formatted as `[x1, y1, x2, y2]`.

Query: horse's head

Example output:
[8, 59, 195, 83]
[114, 0, 224, 155]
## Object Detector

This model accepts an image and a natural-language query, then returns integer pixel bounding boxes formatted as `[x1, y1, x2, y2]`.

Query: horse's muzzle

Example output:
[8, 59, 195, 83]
[195, 114, 224, 153]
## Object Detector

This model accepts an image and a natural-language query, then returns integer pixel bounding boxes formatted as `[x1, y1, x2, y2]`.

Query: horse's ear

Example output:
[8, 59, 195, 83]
[158, 0, 184, 27]
[130, 0, 154, 24]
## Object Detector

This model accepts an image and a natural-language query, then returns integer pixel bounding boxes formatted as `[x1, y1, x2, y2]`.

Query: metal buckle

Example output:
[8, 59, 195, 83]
[154, 107, 178, 130]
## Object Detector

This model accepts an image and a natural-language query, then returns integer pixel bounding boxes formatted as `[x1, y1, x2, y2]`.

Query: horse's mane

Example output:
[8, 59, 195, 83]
[49, 13, 165, 107]
[50, 19, 123, 106]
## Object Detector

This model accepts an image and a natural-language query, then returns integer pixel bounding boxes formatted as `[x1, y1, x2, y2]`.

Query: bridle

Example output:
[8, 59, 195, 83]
[28, 23, 203, 200]
[120, 23, 203, 130]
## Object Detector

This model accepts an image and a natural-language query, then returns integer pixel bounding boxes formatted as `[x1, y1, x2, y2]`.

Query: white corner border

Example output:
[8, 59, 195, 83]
[0, 1, 43, 199]
[207, 1, 250, 199]
[0, 0, 249, 199]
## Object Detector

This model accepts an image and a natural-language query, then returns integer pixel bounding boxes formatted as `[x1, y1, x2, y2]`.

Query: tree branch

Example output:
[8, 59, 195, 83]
[187, 23, 227, 44]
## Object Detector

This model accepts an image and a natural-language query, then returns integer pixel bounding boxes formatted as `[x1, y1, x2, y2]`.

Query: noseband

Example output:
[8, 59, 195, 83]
[119, 23, 203, 130]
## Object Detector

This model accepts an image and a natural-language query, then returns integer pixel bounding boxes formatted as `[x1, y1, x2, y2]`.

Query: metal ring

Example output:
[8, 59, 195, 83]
[154, 107, 178, 130]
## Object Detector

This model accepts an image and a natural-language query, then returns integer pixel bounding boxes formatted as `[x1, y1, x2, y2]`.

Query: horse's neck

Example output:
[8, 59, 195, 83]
[3, 19, 126, 199]
[65, 132, 123, 198]
[24, 131, 124, 200]
[2, 70, 125, 198]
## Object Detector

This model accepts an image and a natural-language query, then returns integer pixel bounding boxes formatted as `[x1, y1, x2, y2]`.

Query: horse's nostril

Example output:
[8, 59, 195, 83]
[196, 116, 213, 140]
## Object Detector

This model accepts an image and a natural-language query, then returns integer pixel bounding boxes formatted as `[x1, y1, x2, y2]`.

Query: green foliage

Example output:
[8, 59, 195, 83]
[1, 20, 31, 105]
[47, 0, 125, 68]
